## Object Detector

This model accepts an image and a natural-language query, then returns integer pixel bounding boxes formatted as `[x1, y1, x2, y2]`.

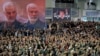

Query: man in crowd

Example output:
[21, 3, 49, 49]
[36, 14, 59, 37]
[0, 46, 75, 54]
[25, 3, 45, 30]
[2, 2, 24, 30]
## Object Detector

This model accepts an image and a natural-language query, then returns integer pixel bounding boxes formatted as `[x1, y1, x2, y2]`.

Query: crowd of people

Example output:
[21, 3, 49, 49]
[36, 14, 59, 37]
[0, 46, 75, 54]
[0, 1, 99, 56]
[0, 21, 100, 56]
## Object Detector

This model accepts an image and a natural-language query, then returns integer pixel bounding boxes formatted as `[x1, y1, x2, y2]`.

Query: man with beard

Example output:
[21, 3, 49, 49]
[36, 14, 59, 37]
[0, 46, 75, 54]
[2, 2, 23, 30]
[25, 3, 45, 30]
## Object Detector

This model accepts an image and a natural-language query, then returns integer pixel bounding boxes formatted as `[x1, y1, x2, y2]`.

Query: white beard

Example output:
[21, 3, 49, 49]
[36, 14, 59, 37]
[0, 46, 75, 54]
[6, 16, 16, 23]
[7, 18, 15, 23]
[28, 15, 38, 24]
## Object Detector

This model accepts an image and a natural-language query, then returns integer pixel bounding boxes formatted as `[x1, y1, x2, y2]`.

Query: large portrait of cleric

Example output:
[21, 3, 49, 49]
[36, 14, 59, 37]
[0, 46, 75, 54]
[0, 0, 46, 30]
[53, 8, 71, 22]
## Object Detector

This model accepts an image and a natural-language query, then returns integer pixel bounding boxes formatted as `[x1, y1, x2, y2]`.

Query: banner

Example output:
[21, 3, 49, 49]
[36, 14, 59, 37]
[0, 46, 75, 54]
[0, 0, 46, 30]
[53, 8, 71, 22]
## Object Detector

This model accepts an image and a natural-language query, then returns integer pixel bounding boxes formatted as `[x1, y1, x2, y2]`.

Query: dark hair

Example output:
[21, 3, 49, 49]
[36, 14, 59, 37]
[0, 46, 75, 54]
[73, 53, 77, 56]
